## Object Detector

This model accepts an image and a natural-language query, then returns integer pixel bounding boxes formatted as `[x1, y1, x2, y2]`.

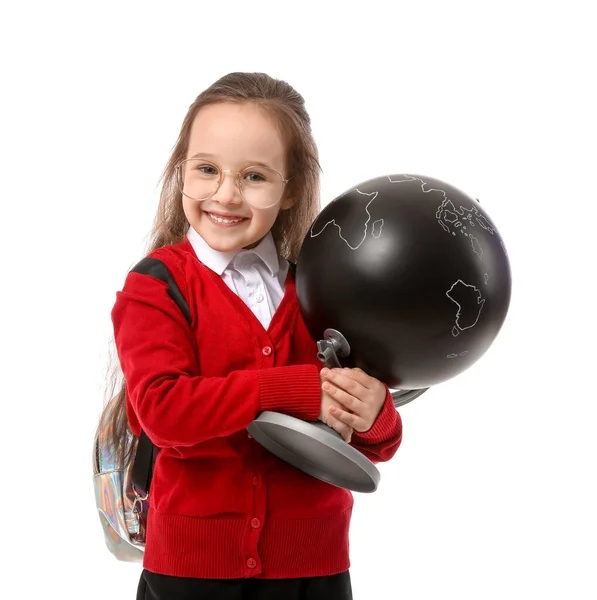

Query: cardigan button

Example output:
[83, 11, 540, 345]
[247, 558, 257, 569]
[262, 346, 272, 356]
[252, 476, 260, 487]
[251, 518, 261, 529]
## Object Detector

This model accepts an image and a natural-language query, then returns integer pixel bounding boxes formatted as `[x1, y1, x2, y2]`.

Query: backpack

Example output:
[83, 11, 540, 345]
[93, 256, 297, 561]
[93, 257, 191, 562]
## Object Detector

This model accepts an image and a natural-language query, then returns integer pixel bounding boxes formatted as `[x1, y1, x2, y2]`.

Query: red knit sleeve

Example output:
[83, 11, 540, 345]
[111, 266, 321, 449]
[348, 387, 403, 464]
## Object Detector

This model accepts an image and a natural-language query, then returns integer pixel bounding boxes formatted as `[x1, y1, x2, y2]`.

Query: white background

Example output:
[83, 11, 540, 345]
[2, 1, 595, 598]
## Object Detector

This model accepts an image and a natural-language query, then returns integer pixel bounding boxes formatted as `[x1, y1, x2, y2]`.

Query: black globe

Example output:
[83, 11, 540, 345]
[295, 174, 512, 390]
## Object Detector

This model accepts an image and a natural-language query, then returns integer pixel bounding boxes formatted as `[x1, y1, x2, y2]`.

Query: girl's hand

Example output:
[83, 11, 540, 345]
[318, 373, 354, 443]
[320, 367, 387, 433]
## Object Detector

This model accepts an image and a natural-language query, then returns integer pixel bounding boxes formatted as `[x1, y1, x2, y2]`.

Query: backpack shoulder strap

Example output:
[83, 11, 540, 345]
[129, 256, 191, 495]
[131, 257, 191, 325]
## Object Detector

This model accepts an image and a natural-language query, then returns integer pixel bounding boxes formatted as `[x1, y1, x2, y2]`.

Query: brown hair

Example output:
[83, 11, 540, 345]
[97, 72, 321, 468]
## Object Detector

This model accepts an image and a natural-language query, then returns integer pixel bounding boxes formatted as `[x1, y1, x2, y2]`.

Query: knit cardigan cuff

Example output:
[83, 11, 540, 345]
[257, 364, 322, 422]
[351, 386, 398, 445]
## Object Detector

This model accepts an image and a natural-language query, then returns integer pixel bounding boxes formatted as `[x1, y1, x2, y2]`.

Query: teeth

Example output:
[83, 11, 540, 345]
[208, 213, 243, 224]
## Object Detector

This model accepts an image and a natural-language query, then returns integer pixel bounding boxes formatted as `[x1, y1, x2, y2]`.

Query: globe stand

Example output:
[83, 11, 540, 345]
[316, 328, 351, 367]
[247, 329, 430, 492]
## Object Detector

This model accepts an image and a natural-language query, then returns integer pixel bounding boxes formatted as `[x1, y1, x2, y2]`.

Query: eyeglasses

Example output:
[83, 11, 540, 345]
[175, 158, 291, 209]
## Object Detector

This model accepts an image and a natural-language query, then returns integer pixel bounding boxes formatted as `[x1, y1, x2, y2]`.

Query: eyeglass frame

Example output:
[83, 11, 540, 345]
[174, 158, 292, 209]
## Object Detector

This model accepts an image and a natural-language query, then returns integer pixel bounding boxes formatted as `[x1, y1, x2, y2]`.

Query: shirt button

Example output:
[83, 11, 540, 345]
[255, 293, 264, 303]
[262, 346, 272, 356]
[251, 518, 261, 529]
[247, 558, 257, 569]
[252, 476, 260, 487]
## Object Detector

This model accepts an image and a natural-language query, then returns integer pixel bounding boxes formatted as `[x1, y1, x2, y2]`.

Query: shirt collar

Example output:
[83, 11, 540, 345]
[186, 225, 280, 277]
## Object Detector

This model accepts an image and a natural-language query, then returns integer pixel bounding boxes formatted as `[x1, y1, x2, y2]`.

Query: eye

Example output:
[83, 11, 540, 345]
[197, 164, 218, 176]
[244, 171, 267, 183]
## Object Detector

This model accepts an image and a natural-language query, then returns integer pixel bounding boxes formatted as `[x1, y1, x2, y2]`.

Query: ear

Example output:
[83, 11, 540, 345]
[281, 196, 295, 210]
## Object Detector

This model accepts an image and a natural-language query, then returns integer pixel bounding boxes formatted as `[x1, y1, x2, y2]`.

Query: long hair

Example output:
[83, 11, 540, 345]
[97, 73, 321, 469]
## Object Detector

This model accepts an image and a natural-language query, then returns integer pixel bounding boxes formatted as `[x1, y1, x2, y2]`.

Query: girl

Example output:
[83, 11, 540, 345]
[108, 72, 403, 600]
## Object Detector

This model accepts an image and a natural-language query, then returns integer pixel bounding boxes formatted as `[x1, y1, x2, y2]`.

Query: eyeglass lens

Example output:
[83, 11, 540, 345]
[178, 159, 284, 208]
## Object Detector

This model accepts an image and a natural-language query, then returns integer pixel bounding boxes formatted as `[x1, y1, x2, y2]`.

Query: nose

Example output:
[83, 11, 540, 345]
[211, 171, 243, 206]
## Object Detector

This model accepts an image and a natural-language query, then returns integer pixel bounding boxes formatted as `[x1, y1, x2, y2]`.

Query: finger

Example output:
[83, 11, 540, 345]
[322, 381, 361, 413]
[329, 404, 369, 434]
[323, 369, 369, 399]
[335, 367, 384, 393]
[343, 367, 378, 389]
[325, 412, 353, 442]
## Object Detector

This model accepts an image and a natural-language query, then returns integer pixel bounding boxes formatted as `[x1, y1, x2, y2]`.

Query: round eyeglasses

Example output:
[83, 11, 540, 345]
[175, 158, 290, 209]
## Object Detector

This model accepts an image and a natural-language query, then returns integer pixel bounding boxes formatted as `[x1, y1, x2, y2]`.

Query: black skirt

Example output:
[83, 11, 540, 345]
[137, 568, 353, 600]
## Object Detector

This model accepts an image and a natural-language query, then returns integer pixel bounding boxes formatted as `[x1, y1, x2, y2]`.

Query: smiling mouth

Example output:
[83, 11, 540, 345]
[205, 211, 247, 225]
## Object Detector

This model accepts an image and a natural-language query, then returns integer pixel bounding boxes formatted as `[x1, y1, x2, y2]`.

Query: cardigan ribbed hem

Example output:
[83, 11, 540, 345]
[143, 507, 352, 579]
[351, 387, 398, 445]
[257, 364, 322, 422]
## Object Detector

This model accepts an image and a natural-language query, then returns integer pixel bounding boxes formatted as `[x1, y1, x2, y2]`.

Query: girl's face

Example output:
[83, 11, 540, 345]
[182, 102, 293, 253]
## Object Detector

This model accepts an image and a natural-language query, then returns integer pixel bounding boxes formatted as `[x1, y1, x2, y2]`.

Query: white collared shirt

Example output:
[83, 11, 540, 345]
[187, 226, 290, 329]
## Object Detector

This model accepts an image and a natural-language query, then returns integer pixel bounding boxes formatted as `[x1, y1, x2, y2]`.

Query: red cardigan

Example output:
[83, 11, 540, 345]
[111, 236, 402, 579]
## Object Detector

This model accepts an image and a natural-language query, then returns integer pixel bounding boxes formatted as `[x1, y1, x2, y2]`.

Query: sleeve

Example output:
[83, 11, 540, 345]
[348, 386, 403, 464]
[111, 269, 322, 449]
